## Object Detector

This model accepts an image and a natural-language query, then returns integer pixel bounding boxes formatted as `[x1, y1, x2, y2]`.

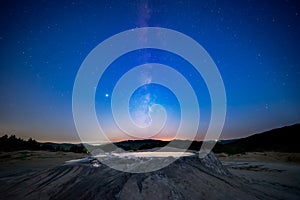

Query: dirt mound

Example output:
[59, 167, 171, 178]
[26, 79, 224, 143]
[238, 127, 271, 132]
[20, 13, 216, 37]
[0, 152, 270, 200]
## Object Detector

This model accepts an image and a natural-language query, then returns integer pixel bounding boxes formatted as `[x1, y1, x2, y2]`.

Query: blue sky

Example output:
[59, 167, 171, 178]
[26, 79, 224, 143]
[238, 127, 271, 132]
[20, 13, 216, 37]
[0, 0, 299, 142]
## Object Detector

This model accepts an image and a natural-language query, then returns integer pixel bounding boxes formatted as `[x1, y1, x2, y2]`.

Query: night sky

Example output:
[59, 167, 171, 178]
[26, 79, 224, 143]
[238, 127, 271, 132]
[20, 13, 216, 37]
[0, 0, 300, 143]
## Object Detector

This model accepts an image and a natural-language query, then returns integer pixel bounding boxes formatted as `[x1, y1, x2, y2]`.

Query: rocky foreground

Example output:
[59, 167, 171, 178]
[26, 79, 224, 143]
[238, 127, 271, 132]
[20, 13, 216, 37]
[0, 151, 299, 200]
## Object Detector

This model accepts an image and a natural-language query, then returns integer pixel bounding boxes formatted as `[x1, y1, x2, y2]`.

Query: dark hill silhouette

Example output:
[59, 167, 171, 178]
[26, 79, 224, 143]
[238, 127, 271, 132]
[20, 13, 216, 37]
[1, 123, 299, 154]
[109, 123, 300, 154]
[213, 123, 300, 154]
[0, 135, 87, 153]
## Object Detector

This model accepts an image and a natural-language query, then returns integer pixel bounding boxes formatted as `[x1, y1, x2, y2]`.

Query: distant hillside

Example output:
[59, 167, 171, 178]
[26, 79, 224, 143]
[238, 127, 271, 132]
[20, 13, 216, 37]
[0, 135, 87, 153]
[213, 123, 300, 154]
[101, 123, 300, 154]
[1, 123, 299, 154]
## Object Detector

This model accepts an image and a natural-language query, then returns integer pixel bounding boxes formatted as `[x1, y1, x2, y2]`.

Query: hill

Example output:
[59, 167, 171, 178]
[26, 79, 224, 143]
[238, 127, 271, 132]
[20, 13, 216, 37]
[0, 135, 87, 153]
[102, 123, 300, 154]
[214, 123, 300, 154]
[1, 123, 299, 154]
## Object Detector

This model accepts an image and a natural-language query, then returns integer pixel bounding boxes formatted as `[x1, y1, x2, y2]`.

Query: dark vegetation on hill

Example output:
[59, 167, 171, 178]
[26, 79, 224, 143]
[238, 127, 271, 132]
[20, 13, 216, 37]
[0, 135, 87, 153]
[0, 123, 299, 154]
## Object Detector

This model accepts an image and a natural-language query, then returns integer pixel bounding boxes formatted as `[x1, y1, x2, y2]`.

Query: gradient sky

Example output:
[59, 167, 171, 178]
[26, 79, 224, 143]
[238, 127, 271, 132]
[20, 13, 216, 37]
[0, 0, 300, 143]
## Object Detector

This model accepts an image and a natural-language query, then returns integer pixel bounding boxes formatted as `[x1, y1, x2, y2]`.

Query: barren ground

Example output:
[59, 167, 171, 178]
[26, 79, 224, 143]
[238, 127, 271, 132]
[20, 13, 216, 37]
[0, 151, 299, 199]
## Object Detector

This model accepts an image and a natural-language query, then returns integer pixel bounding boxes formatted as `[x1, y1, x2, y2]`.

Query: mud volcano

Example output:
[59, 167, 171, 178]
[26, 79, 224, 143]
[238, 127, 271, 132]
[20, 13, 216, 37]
[0, 152, 271, 200]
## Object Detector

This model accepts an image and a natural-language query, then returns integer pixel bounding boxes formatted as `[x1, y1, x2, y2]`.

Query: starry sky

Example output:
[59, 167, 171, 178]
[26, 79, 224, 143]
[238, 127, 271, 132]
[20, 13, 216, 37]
[0, 0, 300, 143]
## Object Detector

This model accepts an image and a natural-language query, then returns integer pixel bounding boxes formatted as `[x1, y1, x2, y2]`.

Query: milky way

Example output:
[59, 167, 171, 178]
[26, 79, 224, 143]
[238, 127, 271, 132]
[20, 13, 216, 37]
[0, 1, 299, 142]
